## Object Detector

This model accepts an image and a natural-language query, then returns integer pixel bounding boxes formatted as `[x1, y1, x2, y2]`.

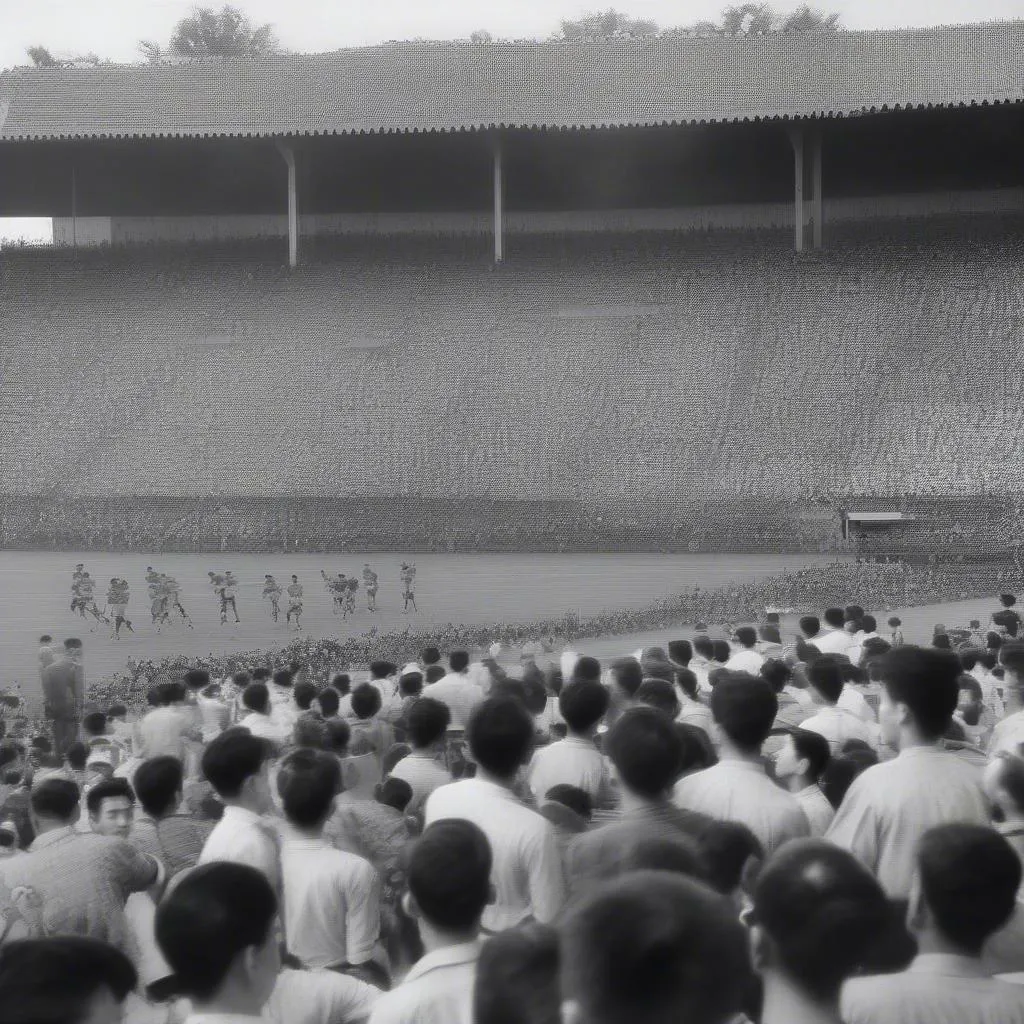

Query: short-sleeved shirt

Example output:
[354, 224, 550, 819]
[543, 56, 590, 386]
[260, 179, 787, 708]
[199, 806, 280, 891]
[137, 707, 193, 761]
[800, 706, 880, 754]
[128, 814, 213, 879]
[795, 784, 835, 838]
[265, 967, 381, 1024]
[420, 676, 485, 732]
[388, 753, 452, 816]
[527, 736, 611, 805]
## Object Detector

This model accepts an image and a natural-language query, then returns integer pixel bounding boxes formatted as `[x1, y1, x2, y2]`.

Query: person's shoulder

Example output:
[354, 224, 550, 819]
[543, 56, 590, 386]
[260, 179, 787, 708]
[367, 977, 425, 1024]
[841, 971, 906, 1016]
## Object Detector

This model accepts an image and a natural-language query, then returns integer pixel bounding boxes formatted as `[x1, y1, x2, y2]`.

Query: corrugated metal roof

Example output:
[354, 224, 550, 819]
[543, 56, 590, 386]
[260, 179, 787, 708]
[0, 22, 1022, 141]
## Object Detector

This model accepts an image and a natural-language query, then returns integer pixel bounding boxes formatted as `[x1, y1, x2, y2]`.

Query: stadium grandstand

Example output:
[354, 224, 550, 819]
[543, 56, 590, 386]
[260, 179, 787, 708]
[1, 22, 1023, 555]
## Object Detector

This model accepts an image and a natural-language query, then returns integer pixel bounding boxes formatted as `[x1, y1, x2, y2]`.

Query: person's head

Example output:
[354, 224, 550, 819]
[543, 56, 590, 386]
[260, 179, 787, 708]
[676, 722, 717, 775]
[185, 668, 211, 693]
[39, 635, 53, 646]
[989, 631, 1005, 652]
[292, 681, 318, 711]
[806, 655, 846, 706]
[1001, 594, 1018, 609]
[605, 708, 684, 801]
[350, 683, 382, 721]
[467, 697, 535, 780]
[750, 840, 891, 1003]
[325, 719, 351, 756]
[82, 712, 107, 739]
[329, 673, 351, 696]
[155, 862, 280, 1011]
[30, 778, 80, 830]
[820, 755, 871, 810]
[571, 656, 602, 684]
[933, 633, 951, 651]
[878, 646, 961, 746]
[65, 742, 88, 772]
[692, 635, 715, 660]
[406, 697, 451, 750]
[734, 626, 757, 650]
[369, 660, 396, 681]
[823, 608, 845, 630]
[673, 668, 698, 702]
[316, 687, 340, 718]
[231, 671, 252, 691]
[696, 821, 763, 903]
[406, 819, 493, 937]
[376, 776, 413, 813]
[668, 640, 693, 667]
[399, 671, 424, 698]
[712, 640, 731, 664]
[759, 658, 791, 694]
[985, 751, 1024, 824]
[608, 658, 643, 704]
[959, 648, 981, 674]
[201, 730, 273, 812]
[774, 728, 830, 787]
[560, 871, 750, 1024]
[133, 756, 184, 819]
[636, 679, 681, 719]
[425, 664, 446, 684]
[543, 784, 593, 822]
[859, 614, 877, 634]
[449, 651, 470, 674]
[271, 668, 293, 691]
[799, 616, 820, 638]
[710, 673, 777, 755]
[420, 647, 441, 667]
[241, 683, 270, 716]
[0, 937, 137, 1024]
[759, 625, 782, 645]
[277, 749, 341, 831]
[912, 824, 1021, 955]
[475, 922, 561, 1024]
[1000, 641, 1024, 692]
[956, 674, 984, 726]
[86, 777, 134, 839]
[844, 605, 865, 623]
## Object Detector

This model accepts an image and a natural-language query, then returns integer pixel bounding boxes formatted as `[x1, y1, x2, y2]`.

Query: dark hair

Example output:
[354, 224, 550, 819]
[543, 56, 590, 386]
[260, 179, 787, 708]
[881, 647, 960, 739]
[377, 776, 413, 812]
[316, 688, 340, 717]
[959, 649, 981, 673]
[409, 820, 492, 930]
[957, 673, 983, 704]
[30, 779, 80, 821]
[107, 704, 127, 719]
[201, 731, 269, 799]
[668, 640, 693, 666]
[917, 824, 1021, 954]
[672, 668, 697, 701]
[696, 820, 763, 896]
[637, 679, 681, 719]
[270, 669, 292, 690]
[293, 681, 318, 711]
[560, 871, 750, 1024]
[351, 683, 383, 720]
[571, 657, 602, 684]
[640, 660, 674, 684]
[155, 862, 278, 1000]
[242, 683, 269, 715]
[82, 712, 107, 737]
[39, 635, 52, 643]
[475, 923, 561, 1024]
[399, 671, 424, 697]
[450, 651, 470, 673]
[468, 698, 535, 778]
[555, 679, 608, 734]
[425, 665, 446, 684]
[823, 608, 845, 629]
[406, 697, 451, 748]
[185, 668, 211, 692]
[993, 753, 1024, 812]
[30, 736, 52, 753]
[133, 756, 184, 817]
[325, 719, 351, 755]
[421, 647, 441, 665]
[1002, 594, 1019, 608]
[978, 650, 998, 671]
[712, 640, 731, 664]
[605, 708, 683, 799]
[710, 673, 778, 752]
[753, 840, 891, 1001]
[233, 671, 253, 690]
[933, 633, 951, 651]
[692, 636, 715, 660]
[329, 673, 351, 695]
[861, 615, 877, 633]
[1000, 641, 1024, 681]
[0, 937, 137, 1024]
[609, 658, 643, 698]
[820, 756, 870, 810]
[278, 749, 341, 828]
[734, 626, 757, 648]
[544, 784, 593, 820]
[675, 723, 717, 774]
[799, 616, 821, 637]
[65, 741, 88, 771]
[759, 658, 792, 693]
[807, 655, 845, 705]
[789, 728, 831, 782]
[86, 777, 134, 817]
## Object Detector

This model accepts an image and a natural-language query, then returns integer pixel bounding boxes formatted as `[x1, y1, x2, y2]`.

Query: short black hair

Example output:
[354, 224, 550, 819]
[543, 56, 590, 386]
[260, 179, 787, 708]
[133, 756, 183, 817]
[544, 784, 593, 820]
[30, 778, 79, 822]
[710, 673, 778, 752]
[449, 651, 470, 673]
[560, 871, 750, 1024]
[242, 682, 270, 715]
[759, 658, 792, 693]
[474, 922, 560, 1024]
[325, 719, 351, 755]
[695, 820, 763, 896]
[0, 937, 137, 1024]
[933, 633, 951, 651]
[86, 777, 134, 817]
[637, 679, 681, 719]
[409, 819, 492, 930]
[571, 656, 602, 683]
[272, 668, 294, 689]
[377, 776, 413, 812]
[807, 655, 845, 705]
[82, 711, 107, 737]
[155, 862, 278, 1000]
[1000, 641, 1024, 680]
[559, 679, 610, 734]
[712, 640, 731, 664]
[753, 840, 891, 1001]
[370, 661, 396, 680]
[789, 728, 831, 782]
[107, 704, 127, 719]
[820, 755, 870, 810]
[1001, 594, 1018, 608]
[278, 748, 341, 828]
[668, 640, 693, 666]
[39, 635, 52, 643]
[421, 647, 441, 665]
[605, 708, 683, 799]
[406, 697, 450, 748]
[201, 730, 270, 799]
[799, 616, 821, 637]
[399, 671, 424, 697]
[65, 742, 88, 771]
[881, 646, 960, 739]
[917, 824, 1021, 954]
[351, 682, 382, 720]
[959, 648, 981, 673]
[316, 687, 340, 717]
[676, 723, 717, 775]
[468, 697, 535, 778]
[861, 615, 877, 633]
[329, 673, 351, 695]
[293, 681, 318, 711]
[692, 636, 715, 659]
[425, 665, 446, 684]
[609, 658, 643, 698]
[675, 668, 699, 700]
[734, 626, 757, 648]
[823, 608, 845, 629]
[185, 668, 211, 691]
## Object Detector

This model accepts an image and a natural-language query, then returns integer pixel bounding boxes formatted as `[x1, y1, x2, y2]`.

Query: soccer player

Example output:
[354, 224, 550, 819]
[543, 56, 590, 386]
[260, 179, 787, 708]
[77, 573, 110, 630]
[164, 575, 193, 629]
[263, 575, 283, 623]
[149, 575, 170, 633]
[106, 578, 134, 640]
[70, 564, 87, 617]
[286, 575, 304, 631]
[363, 564, 378, 612]
[208, 572, 227, 626]
[400, 563, 417, 613]
[222, 571, 241, 624]
[321, 571, 345, 615]
[344, 577, 358, 619]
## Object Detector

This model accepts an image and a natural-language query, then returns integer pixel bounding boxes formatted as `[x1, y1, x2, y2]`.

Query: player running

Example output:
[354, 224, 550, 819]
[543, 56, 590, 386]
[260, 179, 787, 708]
[400, 562, 418, 613]
[286, 575, 304, 631]
[106, 578, 134, 639]
[208, 572, 228, 626]
[263, 575, 283, 623]
[221, 571, 241, 624]
[362, 564, 378, 612]
[164, 574, 194, 629]
[76, 573, 110, 631]
[149, 574, 171, 633]
[321, 570, 346, 615]
[343, 577, 359, 619]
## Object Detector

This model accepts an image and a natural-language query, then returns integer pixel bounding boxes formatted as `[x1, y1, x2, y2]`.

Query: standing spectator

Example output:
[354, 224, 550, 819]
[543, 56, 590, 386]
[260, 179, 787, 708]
[387, 698, 452, 818]
[348, 685, 395, 767]
[815, 609, 857, 658]
[137, 683, 201, 762]
[238, 683, 290, 749]
[420, 652, 483, 732]
[268, 668, 298, 735]
[799, 657, 879, 754]
[425, 697, 565, 931]
[37, 636, 56, 685]
[773, 728, 835, 838]
[990, 642, 1024, 755]
[41, 640, 82, 757]
[675, 667, 714, 737]
[85, 778, 134, 840]
[474, 922, 560, 1024]
[605, 657, 644, 727]
[827, 647, 990, 899]
[726, 627, 765, 674]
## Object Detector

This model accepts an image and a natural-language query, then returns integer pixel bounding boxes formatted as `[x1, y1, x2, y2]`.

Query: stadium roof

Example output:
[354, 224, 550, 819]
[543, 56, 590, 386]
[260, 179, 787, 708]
[0, 21, 1022, 141]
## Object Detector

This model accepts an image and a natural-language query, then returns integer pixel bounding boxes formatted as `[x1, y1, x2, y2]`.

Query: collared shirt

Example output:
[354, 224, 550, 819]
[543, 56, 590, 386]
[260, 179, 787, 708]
[367, 940, 483, 1024]
[425, 779, 565, 931]
[0, 825, 157, 956]
[199, 806, 280, 890]
[795, 784, 835, 838]
[725, 649, 765, 674]
[673, 759, 810, 856]
[677, 700, 715, 736]
[527, 735, 611, 805]
[420, 675, 484, 731]
[138, 707, 193, 761]
[197, 696, 231, 742]
[265, 967, 380, 1024]
[279, 831, 380, 970]
[813, 629, 857, 657]
[841, 953, 1024, 1024]
[800, 705, 880, 754]
[128, 813, 213, 878]
[837, 685, 877, 723]
[238, 713, 289, 746]
[826, 745, 990, 898]
[388, 753, 452, 816]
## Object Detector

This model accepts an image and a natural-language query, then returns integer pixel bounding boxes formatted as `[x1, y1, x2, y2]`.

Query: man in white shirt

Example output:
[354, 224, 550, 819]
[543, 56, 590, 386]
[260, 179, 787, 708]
[848, 615, 882, 667]
[420, 651, 484, 732]
[388, 698, 453, 817]
[842, 824, 1024, 1024]
[690, 636, 716, 697]
[368, 820, 492, 1024]
[425, 696, 565, 931]
[990, 642, 1024, 756]
[137, 683, 202, 762]
[238, 683, 290, 749]
[725, 627, 765, 675]
[813, 608, 857, 658]
[800, 656, 880, 754]
[773, 728, 835, 837]
[673, 673, 810, 855]
[268, 668, 300, 736]
[827, 647, 990, 899]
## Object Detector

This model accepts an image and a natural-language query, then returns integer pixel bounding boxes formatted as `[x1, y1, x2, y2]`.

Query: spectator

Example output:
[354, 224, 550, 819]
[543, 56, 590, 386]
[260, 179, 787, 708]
[238, 683, 289, 748]
[137, 683, 201, 762]
[269, 668, 298, 735]
[773, 728, 835, 837]
[675, 667, 714, 736]
[388, 698, 452, 817]
[538, 785, 592, 859]
[420, 652, 483, 732]
[695, 819, 764, 908]
[41, 640, 83, 757]
[474, 922, 560, 1024]
[990, 642, 1024, 755]
[815, 608, 857, 658]
[636, 679, 681, 719]
[605, 657, 643, 727]
[85, 777, 135, 840]
[799, 656, 879, 754]
[726, 626, 764, 674]
[349, 684, 395, 766]
[316, 686, 341, 721]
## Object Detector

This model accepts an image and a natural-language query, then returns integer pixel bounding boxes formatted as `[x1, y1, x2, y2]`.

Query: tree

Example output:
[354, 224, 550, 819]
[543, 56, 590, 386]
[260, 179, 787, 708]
[470, 29, 494, 44]
[26, 46, 103, 68]
[779, 5, 842, 31]
[141, 5, 281, 61]
[719, 3, 776, 34]
[670, 4, 842, 36]
[558, 9, 660, 41]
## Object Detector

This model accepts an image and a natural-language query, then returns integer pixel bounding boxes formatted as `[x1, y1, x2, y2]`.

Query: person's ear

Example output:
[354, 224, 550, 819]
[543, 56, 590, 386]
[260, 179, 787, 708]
[796, 756, 810, 778]
[749, 923, 773, 972]
[896, 701, 913, 729]
[561, 1000, 582, 1024]
[402, 890, 420, 920]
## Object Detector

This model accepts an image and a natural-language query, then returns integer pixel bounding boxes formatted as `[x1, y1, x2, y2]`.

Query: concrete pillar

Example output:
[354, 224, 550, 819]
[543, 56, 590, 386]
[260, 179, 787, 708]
[276, 142, 299, 268]
[493, 139, 504, 264]
[811, 130, 823, 250]
[789, 126, 805, 253]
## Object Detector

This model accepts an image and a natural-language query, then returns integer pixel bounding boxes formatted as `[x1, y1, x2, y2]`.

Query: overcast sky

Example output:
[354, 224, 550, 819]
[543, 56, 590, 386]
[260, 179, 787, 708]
[1, 0, 1021, 72]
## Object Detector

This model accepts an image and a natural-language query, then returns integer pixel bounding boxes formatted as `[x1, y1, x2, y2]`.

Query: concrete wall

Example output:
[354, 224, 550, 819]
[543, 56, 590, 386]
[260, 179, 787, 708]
[51, 188, 1024, 246]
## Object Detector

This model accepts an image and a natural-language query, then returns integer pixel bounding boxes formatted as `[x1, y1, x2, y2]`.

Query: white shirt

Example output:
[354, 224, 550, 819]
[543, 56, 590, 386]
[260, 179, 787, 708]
[826, 745, 990, 898]
[848, 631, 882, 667]
[279, 832, 380, 970]
[239, 713, 290, 745]
[425, 779, 565, 931]
[725, 649, 765, 674]
[813, 629, 857, 657]
[991, 711, 1024, 757]
[199, 806, 280, 891]
[842, 953, 1024, 1024]
[795, 784, 835, 838]
[138, 707, 193, 761]
[673, 759, 811, 856]
[265, 968, 380, 1024]
[800, 705, 880, 754]
[527, 735, 611, 805]
[367, 940, 483, 1024]
[420, 675, 485, 731]
[388, 753, 452, 816]
[838, 685, 877, 723]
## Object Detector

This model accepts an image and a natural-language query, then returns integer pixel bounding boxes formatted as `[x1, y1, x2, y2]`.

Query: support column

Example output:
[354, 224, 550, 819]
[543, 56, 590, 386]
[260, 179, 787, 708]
[71, 164, 78, 250]
[493, 137, 504, 264]
[788, 125, 805, 253]
[811, 130, 823, 250]
[276, 142, 299, 268]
